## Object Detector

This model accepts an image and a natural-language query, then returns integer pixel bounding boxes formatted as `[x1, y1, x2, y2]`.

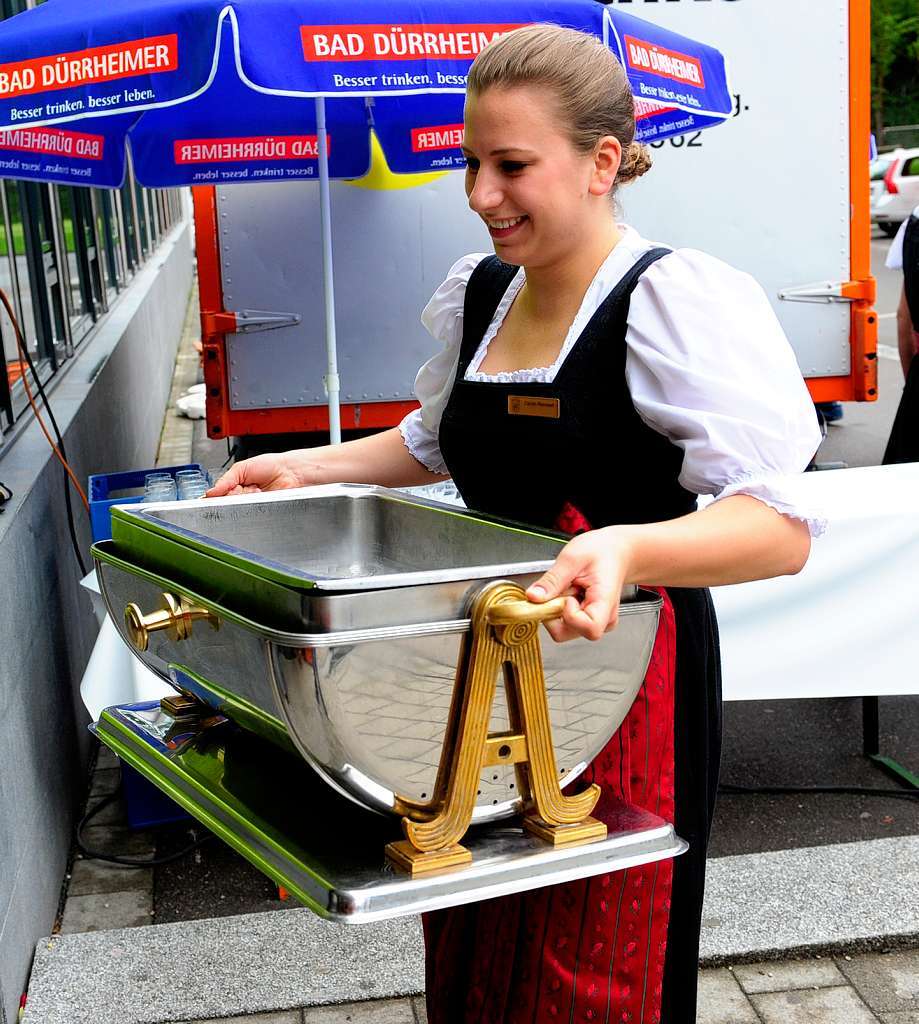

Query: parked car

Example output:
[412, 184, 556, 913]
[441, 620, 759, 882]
[871, 148, 919, 236]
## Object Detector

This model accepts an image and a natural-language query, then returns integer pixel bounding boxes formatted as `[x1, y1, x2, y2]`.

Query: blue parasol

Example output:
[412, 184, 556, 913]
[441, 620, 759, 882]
[0, 0, 731, 440]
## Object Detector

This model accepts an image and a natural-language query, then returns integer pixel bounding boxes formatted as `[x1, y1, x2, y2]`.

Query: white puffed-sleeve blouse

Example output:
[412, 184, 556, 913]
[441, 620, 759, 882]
[399, 225, 826, 537]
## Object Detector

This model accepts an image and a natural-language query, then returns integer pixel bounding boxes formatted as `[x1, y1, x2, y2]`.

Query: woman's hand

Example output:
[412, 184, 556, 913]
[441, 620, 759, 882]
[206, 451, 309, 496]
[525, 527, 634, 643]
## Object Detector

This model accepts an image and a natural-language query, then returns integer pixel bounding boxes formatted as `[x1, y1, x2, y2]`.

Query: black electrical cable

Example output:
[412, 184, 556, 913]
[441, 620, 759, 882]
[63, 474, 88, 576]
[221, 440, 239, 469]
[719, 782, 918, 801]
[76, 788, 212, 867]
[12, 325, 88, 576]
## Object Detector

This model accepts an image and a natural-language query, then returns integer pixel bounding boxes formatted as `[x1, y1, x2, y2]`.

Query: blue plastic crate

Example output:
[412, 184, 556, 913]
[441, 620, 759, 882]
[120, 762, 191, 830]
[88, 463, 205, 543]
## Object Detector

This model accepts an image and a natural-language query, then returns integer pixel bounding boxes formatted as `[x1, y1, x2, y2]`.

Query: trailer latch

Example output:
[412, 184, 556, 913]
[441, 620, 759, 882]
[778, 278, 876, 304]
[202, 309, 301, 336]
[231, 309, 302, 334]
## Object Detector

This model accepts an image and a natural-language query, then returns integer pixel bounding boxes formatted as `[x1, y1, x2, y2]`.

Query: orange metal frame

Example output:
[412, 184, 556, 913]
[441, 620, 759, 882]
[192, 184, 419, 440]
[805, 0, 877, 404]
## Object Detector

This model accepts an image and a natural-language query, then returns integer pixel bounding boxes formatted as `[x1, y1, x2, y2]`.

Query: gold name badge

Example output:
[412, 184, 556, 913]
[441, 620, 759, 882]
[507, 395, 561, 419]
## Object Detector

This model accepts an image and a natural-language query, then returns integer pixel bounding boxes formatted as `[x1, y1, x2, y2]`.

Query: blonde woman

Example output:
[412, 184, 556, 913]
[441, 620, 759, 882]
[211, 24, 822, 1023]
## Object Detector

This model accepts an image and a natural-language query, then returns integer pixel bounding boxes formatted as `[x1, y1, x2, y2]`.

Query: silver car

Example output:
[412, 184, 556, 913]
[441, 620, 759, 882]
[871, 148, 919, 237]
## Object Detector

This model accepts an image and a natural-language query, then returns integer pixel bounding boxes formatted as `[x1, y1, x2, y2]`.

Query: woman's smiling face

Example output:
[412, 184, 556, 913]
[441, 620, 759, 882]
[462, 84, 619, 269]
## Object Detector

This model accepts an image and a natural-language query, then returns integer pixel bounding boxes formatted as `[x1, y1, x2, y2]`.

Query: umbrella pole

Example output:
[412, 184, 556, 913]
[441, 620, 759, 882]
[315, 96, 342, 445]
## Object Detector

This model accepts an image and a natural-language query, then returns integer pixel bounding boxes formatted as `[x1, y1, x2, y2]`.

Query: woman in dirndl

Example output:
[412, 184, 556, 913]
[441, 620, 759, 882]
[210, 23, 823, 1024]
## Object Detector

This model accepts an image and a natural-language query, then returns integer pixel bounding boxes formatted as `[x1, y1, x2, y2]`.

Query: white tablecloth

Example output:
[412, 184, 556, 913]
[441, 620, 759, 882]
[713, 464, 919, 701]
[79, 572, 171, 722]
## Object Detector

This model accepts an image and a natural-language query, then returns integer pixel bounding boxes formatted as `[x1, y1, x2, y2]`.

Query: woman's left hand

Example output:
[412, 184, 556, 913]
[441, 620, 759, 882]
[525, 527, 634, 643]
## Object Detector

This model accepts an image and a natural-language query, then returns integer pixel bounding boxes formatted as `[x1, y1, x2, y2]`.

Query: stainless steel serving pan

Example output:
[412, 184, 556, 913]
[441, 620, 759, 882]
[110, 484, 593, 631]
[96, 486, 663, 823]
[132, 484, 563, 587]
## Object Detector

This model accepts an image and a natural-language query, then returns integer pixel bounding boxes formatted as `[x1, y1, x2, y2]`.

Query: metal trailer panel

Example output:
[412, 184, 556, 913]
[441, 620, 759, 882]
[218, 174, 490, 411]
[615, 0, 855, 379]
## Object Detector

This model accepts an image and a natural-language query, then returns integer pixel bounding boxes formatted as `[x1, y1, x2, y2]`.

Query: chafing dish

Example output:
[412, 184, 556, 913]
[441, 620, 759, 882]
[92, 485, 684, 908]
[97, 485, 661, 821]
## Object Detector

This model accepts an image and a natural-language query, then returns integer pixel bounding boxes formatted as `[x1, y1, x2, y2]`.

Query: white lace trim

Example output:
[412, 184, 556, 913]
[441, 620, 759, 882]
[709, 473, 828, 539]
[399, 412, 448, 475]
[465, 364, 557, 383]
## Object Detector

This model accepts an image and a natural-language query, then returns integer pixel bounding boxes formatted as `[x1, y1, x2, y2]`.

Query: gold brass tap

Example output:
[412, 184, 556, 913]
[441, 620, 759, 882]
[124, 593, 219, 652]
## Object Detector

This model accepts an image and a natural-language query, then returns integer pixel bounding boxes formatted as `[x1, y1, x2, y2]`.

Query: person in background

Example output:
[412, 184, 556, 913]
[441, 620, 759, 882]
[882, 205, 919, 464]
[815, 399, 844, 425]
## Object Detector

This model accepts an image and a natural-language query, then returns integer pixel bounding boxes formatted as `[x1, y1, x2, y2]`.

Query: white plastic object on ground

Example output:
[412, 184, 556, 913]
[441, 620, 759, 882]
[176, 392, 206, 419]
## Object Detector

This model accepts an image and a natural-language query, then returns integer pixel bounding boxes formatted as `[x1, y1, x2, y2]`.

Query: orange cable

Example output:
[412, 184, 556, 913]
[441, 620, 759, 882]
[0, 287, 90, 511]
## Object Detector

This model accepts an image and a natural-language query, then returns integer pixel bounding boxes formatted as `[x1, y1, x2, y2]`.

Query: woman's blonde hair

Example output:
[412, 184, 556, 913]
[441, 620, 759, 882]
[467, 23, 652, 187]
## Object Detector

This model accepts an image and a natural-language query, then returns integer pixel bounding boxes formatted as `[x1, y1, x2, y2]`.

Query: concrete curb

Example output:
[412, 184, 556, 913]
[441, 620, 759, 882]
[700, 834, 919, 964]
[23, 836, 919, 1024]
[25, 912, 423, 1024]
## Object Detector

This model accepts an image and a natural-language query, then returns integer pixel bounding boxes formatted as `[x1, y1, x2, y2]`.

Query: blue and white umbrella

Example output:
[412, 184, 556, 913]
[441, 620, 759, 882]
[0, 0, 731, 439]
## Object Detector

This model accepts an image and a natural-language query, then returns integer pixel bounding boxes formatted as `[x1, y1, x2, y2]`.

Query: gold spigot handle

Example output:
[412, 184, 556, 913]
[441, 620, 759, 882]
[486, 596, 567, 627]
[124, 593, 218, 652]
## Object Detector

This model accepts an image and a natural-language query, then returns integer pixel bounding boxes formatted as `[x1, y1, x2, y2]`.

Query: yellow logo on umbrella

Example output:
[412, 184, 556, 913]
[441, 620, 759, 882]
[344, 131, 447, 191]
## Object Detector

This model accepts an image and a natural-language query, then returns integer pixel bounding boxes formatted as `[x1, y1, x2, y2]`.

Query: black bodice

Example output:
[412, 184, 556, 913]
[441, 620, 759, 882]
[438, 250, 698, 531]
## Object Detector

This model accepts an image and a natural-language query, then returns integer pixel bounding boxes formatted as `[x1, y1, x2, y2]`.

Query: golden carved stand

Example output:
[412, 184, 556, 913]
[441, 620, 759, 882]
[385, 581, 607, 875]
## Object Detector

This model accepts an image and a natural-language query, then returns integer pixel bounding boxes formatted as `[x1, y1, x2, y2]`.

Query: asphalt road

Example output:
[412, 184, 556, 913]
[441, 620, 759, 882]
[152, 233, 918, 923]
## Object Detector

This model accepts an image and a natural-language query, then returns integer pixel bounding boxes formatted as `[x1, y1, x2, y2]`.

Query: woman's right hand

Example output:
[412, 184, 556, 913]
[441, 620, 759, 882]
[206, 451, 309, 496]
[206, 428, 445, 498]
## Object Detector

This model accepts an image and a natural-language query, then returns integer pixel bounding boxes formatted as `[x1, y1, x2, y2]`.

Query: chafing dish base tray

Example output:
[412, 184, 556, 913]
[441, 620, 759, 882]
[92, 701, 688, 924]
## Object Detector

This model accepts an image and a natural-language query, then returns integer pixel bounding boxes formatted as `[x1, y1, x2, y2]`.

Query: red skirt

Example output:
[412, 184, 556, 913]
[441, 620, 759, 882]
[423, 589, 678, 1024]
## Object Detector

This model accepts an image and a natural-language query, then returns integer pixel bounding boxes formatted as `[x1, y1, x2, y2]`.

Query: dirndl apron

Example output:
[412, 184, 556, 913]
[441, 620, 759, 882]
[424, 252, 722, 1024]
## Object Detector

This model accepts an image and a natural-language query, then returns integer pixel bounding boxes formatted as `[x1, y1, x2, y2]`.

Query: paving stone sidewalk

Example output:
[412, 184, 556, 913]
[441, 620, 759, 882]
[52, 745, 919, 1024]
[40, 820, 919, 1024]
[152, 950, 919, 1023]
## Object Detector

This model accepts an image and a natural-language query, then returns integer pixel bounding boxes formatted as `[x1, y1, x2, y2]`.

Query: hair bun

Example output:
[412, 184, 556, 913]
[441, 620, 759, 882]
[617, 141, 652, 185]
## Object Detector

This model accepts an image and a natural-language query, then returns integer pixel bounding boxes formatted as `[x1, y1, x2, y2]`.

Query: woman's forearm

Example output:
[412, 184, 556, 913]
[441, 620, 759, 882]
[291, 427, 450, 488]
[619, 494, 811, 589]
[526, 494, 811, 642]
